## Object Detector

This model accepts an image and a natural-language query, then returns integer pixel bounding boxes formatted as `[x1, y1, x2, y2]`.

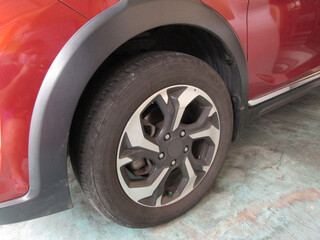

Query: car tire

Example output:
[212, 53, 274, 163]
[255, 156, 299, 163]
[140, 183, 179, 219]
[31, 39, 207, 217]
[70, 51, 233, 228]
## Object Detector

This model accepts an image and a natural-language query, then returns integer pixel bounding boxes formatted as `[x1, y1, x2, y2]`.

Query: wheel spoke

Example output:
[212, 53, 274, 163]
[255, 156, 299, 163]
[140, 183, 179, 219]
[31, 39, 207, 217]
[187, 154, 211, 185]
[179, 157, 197, 192]
[159, 91, 169, 105]
[183, 107, 214, 134]
[152, 94, 171, 137]
[120, 146, 157, 162]
[189, 124, 220, 146]
[125, 108, 159, 152]
[152, 170, 172, 206]
[187, 153, 207, 172]
[172, 87, 200, 131]
[153, 157, 198, 206]
[153, 94, 170, 117]
[118, 157, 133, 167]
[122, 167, 170, 203]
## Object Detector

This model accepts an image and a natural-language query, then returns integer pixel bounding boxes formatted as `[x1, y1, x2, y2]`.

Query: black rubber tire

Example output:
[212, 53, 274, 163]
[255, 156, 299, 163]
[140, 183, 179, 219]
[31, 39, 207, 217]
[70, 51, 233, 228]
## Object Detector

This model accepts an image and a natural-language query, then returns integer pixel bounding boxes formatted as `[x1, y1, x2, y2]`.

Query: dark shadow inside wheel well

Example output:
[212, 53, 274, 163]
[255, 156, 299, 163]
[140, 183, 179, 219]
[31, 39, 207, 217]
[107, 25, 242, 105]
[108, 25, 242, 136]
[70, 25, 244, 167]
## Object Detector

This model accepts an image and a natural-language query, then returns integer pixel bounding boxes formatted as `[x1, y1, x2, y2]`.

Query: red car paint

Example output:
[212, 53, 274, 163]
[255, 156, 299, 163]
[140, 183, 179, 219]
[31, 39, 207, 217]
[60, 0, 120, 19]
[248, 0, 320, 99]
[0, 0, 319, 205]
[0, 0, 87, 202]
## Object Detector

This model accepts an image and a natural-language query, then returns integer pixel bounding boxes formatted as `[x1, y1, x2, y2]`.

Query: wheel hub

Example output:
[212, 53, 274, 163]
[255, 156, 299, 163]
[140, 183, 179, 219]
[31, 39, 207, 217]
[167, 138, 184, 159]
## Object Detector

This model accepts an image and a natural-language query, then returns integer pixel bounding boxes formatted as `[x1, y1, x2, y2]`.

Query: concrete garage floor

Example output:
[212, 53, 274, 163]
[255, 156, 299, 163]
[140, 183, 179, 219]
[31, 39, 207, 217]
[1, 87, 320, 240]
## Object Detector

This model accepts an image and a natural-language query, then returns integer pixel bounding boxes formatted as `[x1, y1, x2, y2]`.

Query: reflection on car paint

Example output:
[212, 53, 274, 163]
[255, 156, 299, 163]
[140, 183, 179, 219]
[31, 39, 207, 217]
[0, 0, 87, 203]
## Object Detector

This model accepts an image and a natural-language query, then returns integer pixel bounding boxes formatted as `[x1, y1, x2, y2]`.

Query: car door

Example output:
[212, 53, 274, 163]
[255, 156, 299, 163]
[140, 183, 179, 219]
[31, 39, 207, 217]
[248, 0, 320, 102]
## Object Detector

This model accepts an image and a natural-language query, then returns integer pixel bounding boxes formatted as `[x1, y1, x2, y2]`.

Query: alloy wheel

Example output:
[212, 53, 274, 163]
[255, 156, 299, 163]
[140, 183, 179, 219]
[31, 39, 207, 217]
[117, 85, 221, 207]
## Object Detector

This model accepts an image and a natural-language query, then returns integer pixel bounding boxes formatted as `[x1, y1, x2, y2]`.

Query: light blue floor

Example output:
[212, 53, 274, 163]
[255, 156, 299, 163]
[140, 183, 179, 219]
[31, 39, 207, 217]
[1, 87, 320, 240]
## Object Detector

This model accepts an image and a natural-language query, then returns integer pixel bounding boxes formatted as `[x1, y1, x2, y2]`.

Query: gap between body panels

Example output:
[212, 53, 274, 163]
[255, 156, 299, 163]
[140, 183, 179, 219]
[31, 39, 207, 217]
[58, 0, 90, 20]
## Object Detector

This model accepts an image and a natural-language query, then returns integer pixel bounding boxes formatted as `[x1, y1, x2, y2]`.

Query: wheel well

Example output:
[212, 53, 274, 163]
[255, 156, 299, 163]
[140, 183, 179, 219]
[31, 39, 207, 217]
[72, 25, 243, 153]
[108, 25, 242, 103]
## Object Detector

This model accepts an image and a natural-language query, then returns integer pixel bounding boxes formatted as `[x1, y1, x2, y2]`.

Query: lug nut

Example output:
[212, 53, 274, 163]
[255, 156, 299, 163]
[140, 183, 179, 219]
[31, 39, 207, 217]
[184, 146, 189, 153]
[164, 133, 171, 140]
[158, 152, 165, 159]
[180, 130, 186, 137]
[171, 160, 177, 166]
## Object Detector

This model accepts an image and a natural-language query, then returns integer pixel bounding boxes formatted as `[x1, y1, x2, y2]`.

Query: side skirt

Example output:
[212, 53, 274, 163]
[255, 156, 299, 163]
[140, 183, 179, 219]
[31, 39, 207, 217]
[246, 78, 320, 122]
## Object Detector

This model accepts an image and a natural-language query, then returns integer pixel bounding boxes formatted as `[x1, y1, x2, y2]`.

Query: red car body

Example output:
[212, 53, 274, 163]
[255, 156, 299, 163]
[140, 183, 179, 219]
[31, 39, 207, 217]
[0, 0, 319, 224]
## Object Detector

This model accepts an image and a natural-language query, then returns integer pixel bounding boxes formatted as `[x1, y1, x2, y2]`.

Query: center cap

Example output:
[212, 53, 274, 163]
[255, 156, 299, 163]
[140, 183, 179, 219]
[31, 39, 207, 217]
[167, 139, 183, 158]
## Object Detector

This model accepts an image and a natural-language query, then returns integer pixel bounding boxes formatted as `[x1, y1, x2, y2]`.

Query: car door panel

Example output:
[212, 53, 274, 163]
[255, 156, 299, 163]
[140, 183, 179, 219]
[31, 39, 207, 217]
[248, 0, 320, 99]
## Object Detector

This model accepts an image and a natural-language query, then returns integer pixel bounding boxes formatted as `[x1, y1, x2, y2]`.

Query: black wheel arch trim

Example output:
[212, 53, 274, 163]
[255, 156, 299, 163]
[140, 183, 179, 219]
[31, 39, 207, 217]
[0, 0, 248, 224]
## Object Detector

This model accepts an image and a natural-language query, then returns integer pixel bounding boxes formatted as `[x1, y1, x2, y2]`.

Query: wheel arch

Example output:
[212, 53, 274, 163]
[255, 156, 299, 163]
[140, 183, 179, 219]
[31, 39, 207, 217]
[6, 0, 248, 225]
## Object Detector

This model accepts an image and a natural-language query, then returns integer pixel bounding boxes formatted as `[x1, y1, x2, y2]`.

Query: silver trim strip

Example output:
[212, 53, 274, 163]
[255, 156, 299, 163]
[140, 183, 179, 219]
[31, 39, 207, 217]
[248, 71, 320, 107]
